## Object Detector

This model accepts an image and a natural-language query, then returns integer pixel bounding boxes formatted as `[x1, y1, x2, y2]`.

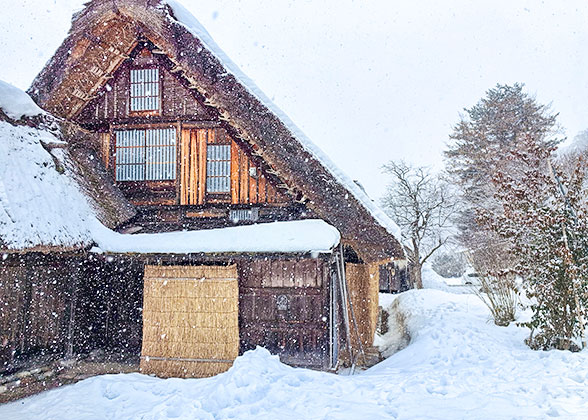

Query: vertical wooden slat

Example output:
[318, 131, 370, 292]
[176, 124, 182, 201]
[180, 129, 190, 205]
[191, 129, 198, 205]
[258, 173, 267, 203]
[249, 162, 258, 204]
[283, 261, 295, 287]
[197, 129, 208, 204]
[230, 139, 240, 204]
[272, 260, 284, 288]
[239, 149, 249, 203]
[267, 183, 276, 204]
[100, 132, 110, 168]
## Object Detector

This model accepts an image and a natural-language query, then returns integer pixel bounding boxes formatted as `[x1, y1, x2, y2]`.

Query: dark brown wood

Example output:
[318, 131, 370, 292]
[238, 258, 330, 368]
[0, 254, 144, 374]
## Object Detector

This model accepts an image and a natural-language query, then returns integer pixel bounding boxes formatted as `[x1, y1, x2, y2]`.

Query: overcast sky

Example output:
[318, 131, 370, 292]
[1, 0, 587, 200]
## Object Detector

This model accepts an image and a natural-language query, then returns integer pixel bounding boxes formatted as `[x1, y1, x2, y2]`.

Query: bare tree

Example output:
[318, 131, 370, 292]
[381, 161, 456, 289]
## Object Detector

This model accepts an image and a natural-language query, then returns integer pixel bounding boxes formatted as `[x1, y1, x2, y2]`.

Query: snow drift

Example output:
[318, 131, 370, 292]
[3, 279, 588, 419]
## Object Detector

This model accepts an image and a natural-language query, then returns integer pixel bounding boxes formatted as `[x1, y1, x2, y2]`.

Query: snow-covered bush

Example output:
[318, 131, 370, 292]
[479, 135, 588, 350]
[474, 273, 519, 327]
[431, 250, 467, 278]
[465, 244, 519, 326]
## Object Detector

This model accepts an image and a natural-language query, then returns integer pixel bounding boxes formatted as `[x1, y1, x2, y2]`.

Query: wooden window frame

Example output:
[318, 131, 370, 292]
[129, 66, 162, 117]
[206, 144, 232, 195]
[205, 130, 232, 201]
[113, 125, 177, 182]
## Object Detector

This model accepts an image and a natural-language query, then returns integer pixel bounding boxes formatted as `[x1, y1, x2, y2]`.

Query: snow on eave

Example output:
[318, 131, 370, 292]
[91, 219, 341, 255]
[163, 0, 402, 243]
[0, 80, 46, 121]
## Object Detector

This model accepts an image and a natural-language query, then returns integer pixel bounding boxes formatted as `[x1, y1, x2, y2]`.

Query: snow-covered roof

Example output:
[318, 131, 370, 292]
[0, 83, 94, 250]
[29, 0, 405, 261]
[91, 219, 340, 255]
[0, 80, 45, 120]
[165, 0, 402, 243]
[0, 81, 134, 251]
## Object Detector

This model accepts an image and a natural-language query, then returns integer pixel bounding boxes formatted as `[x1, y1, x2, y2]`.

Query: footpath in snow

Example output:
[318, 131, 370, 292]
[2, 270, 588, 419]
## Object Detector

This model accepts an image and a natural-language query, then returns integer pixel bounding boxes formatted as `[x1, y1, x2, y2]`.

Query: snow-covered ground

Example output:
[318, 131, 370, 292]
[2, 272, 588, 419]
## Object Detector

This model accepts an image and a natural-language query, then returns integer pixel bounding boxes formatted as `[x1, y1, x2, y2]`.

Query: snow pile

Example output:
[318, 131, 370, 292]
[0, 121, 95, 250]
[164, 0, 402, 242]
[422, 263, 474, 293]
[371, 289, 588, 418]
[92, 219, 340, 255]
[0, 80, 45, 120]
[5, 287, 588, 418]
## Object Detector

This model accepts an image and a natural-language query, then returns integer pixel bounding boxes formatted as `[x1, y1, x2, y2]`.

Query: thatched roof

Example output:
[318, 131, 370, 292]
[0, 81, 135, 252]
[29, 0, 404, 262]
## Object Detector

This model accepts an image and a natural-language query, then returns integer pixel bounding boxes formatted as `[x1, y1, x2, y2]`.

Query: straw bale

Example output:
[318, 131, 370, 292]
[143, 296, 238, 313]
[140, 358, 233, 378]
[367, 261, 384, 341]
[143, 325, 239, 344]
[141, 341, 239, 360]
[143, 310, 236, 329]
[141, 264, 239, 378]
[144, 340, 239, 360]
[345, 263, 377, 349]
[144, 265, 237, 280]
[144, 279, 238, 299]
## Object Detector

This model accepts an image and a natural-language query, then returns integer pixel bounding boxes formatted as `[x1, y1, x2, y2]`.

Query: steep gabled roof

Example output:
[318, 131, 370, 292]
[29, 0, 404, 262]
[0, 80, 135, 252]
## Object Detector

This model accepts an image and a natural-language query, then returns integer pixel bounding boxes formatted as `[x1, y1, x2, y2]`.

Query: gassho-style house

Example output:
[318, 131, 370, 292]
[0, 0, 406, 378]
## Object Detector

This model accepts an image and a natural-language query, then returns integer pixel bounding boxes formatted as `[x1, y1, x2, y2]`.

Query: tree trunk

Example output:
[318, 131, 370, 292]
[409, 262, 423, 289]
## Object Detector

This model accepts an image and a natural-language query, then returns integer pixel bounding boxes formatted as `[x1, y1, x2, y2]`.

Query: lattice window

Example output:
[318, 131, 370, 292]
[229, 208, 259, 222]
[206, 144, 231, 193]
[115, 128, 176, 181]
[130, 68, 160, 112]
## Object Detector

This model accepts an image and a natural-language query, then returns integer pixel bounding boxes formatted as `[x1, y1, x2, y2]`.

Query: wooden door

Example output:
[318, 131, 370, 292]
[238, 259, 330, 368]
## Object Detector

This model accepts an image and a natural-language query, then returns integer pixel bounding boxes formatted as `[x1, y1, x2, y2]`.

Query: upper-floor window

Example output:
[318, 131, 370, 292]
[130, 68, 160, 112]
[115, 128, 176, 181]
[206, 144, 231, 193]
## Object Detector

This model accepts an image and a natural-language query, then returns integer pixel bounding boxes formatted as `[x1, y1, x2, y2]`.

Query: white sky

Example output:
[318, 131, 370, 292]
[1, 0, 587, 200]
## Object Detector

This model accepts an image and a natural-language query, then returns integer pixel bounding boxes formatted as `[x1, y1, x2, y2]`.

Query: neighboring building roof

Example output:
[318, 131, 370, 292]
[0, 81, 135, 252]
[28, 0, 404, 262]
[0, 80, 46, 120]
[91, 219, 340, 255]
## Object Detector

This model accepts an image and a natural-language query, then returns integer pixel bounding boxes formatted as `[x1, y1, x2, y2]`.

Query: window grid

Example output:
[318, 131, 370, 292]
[130, 68, 160, 112]
[206, 144, 231, 193]
[115, 128, 176, 181]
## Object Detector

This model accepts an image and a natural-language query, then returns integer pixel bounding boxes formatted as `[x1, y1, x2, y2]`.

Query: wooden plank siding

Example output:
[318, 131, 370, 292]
[0, 255, 144, 371]
[76, 43, 291, 208]
[179, 127, 288, 206]
[238, 259, 330, 368]
[76, 47, 214, 125]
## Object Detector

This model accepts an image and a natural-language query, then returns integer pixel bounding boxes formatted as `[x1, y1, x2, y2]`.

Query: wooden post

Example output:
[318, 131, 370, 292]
[66, 270, 79, 358]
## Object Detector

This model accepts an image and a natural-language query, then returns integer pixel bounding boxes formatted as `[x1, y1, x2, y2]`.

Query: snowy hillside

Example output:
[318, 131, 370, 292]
[2, 277, 588, 419]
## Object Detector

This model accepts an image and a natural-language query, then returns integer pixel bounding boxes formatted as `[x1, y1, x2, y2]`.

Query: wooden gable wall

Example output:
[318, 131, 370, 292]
[180, 127, 286, 206]
[76, 47, 214, 125]
[75, 43, 292, 209]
